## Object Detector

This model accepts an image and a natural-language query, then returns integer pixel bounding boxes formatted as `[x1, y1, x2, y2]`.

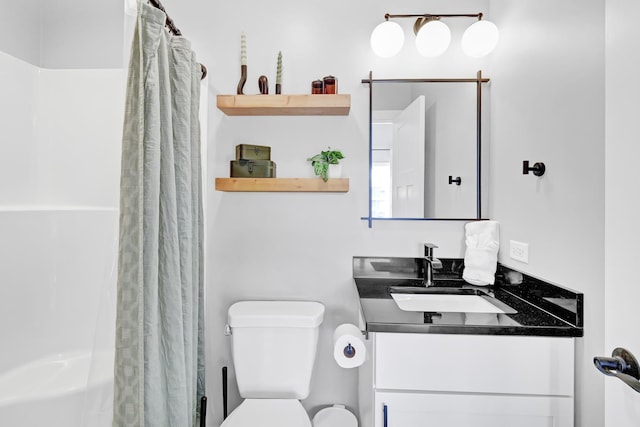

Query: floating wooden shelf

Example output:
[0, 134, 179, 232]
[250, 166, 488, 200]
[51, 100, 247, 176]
[216, 94, 350, 116]
[215, 178, 349, 192]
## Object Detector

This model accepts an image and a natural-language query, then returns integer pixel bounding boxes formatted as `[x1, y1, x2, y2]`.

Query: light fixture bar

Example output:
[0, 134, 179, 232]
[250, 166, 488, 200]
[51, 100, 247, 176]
[385, 13, 483, 20]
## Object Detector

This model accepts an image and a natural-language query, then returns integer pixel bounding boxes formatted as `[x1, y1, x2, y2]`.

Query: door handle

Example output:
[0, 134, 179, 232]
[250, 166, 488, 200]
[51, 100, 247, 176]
[594, 347, 640, 393]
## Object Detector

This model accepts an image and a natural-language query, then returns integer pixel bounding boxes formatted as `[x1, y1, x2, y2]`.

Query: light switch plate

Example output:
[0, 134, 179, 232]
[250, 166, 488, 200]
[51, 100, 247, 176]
[509, 240, 529, 263]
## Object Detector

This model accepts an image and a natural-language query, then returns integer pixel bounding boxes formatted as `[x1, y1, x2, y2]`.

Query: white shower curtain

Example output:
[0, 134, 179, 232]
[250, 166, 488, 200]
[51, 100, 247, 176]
[113, 3, 205, 426]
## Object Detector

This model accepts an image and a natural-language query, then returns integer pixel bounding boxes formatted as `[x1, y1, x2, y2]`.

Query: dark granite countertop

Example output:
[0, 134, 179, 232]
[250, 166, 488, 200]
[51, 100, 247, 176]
[354, 256, 583, 337]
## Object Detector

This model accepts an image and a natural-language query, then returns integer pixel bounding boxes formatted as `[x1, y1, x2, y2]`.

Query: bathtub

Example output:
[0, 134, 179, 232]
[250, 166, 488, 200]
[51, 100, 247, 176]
[0, 351, 114, 426]
[0, 208, 118, 426]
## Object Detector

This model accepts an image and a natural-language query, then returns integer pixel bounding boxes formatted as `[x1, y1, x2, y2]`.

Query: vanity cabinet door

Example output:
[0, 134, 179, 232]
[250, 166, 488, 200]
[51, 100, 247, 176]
[375, 391, 573, 427]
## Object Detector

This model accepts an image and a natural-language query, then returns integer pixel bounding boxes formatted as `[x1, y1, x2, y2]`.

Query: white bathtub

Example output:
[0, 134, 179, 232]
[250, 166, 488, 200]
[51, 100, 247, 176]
[0, 351, 113, 426]
[0, 208, 118, 426]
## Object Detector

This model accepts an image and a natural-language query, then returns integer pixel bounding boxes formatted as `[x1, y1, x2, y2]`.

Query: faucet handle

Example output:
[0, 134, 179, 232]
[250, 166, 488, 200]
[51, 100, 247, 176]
[424, 243, 439, 257]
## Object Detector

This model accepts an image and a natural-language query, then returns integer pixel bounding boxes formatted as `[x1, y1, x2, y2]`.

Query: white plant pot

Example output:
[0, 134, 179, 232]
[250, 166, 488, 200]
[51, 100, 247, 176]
[328, 164, 342, 178]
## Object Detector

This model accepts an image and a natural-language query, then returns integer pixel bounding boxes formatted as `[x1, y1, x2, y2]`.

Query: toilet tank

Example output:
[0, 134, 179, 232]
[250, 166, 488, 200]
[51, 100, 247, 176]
[228, 300, 325, 399]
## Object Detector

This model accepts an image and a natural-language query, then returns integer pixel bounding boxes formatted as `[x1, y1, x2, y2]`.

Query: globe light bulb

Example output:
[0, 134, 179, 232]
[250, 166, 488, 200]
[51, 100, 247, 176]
[415, 20, 451, 57]
[370, 21, 405, 58]
[461, 20, 500, 58]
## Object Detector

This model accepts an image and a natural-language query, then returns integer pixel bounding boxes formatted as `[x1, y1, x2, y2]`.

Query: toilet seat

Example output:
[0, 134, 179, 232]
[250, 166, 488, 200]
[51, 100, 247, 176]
[312, 404, 358, 427]
[220, 399, 311, 427]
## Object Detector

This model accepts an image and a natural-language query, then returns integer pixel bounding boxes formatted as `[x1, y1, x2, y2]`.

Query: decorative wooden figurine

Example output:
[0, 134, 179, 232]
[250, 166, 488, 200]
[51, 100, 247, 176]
[258, 75, 269, 94]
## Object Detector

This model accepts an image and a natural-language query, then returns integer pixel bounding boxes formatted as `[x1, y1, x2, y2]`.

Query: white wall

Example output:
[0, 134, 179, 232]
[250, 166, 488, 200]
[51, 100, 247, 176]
[0, 52, 40, 204]
[0, 0, 40, 65]
[0, 53, 125, 206]
[0, 0, 123, 68]
[39, 0, 124, 69]
[36, 69, 124, 206]
[428, 83, 477, 218]
[605, 0, 640, 425]
[0, 52, 124, 372]
[489, 1, 605, 426]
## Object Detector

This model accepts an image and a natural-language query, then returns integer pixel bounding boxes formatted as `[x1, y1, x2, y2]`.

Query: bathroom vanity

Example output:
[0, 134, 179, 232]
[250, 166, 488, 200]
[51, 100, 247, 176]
[353, 257, 583, 427]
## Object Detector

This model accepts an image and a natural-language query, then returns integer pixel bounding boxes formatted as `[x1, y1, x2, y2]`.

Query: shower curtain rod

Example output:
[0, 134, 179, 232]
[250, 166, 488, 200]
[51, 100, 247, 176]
[148, 0, 208, 79]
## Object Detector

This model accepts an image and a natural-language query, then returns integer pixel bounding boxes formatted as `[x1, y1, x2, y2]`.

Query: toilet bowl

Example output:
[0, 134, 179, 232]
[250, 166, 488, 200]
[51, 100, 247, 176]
[220, 400, 357, 427]
[221, 399, 311, 427]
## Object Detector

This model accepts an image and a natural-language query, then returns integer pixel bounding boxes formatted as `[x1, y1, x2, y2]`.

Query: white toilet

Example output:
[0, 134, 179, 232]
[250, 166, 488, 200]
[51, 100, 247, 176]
[222, 300, 329, 427]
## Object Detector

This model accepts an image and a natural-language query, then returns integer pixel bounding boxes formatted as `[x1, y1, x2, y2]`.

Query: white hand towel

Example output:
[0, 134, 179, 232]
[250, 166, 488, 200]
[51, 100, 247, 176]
[463, 221, 500, 286]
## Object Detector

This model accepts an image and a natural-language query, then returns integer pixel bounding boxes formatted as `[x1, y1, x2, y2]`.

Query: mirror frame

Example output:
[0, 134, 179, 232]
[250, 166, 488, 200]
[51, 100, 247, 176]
[362, 71, 490, 227]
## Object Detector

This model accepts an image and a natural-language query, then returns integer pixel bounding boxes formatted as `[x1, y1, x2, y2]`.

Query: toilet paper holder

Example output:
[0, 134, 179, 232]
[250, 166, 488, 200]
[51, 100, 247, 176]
[594, 347, 640, 393]
[333, 324, 366, 368]
[343, 343, 356, 358]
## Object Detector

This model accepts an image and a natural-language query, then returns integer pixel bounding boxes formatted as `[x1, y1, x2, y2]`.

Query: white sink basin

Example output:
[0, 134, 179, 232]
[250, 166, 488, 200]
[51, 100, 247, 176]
[391, 292, 507, 313]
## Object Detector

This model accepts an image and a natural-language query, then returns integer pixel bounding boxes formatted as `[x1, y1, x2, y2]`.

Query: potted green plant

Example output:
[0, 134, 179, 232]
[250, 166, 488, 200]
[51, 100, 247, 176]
[307, 147, 345, 181]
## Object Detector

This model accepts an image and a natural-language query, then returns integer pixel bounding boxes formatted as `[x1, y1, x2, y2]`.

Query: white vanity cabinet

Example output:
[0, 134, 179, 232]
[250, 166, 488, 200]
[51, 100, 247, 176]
[358, 332, 575, 427]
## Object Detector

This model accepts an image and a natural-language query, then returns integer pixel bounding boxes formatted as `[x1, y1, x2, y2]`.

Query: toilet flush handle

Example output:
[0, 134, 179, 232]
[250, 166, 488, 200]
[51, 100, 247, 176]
[224, 324, 232, 336]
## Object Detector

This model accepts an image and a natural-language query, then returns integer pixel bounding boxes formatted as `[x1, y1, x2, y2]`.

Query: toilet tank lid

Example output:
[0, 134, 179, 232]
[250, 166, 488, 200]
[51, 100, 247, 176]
[228, 301, 325, 328]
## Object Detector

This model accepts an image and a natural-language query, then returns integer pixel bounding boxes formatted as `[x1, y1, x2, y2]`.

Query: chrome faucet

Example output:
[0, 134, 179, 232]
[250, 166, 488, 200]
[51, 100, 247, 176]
[423, 243, 443, 287]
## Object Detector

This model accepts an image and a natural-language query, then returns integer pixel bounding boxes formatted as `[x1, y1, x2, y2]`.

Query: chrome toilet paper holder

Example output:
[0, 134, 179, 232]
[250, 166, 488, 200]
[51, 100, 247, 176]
[594, 347, 640, 393]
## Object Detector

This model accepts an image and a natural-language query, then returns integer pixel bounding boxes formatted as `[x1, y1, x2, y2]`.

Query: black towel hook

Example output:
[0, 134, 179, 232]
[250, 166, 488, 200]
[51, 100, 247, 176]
[523, 161, 546, 177]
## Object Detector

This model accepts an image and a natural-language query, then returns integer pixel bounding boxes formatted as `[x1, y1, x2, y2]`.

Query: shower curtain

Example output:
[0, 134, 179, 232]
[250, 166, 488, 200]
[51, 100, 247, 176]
[113, 3, 205, 426]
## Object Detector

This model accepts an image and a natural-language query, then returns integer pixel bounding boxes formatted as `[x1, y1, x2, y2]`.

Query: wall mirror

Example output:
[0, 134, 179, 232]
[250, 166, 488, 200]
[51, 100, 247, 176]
[362, 71, 490, 227]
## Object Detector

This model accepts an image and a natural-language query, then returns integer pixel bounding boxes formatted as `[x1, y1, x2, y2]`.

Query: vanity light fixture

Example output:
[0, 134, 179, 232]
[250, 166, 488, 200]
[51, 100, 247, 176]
[370, 20, 405, 58]
[371, 13, 499, 59]
[414, 17, 451, 57]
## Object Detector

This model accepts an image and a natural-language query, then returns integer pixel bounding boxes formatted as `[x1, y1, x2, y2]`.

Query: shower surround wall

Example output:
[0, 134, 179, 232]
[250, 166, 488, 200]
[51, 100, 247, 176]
[0, 51, 124, 424]
[0, 52, 124, 210]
